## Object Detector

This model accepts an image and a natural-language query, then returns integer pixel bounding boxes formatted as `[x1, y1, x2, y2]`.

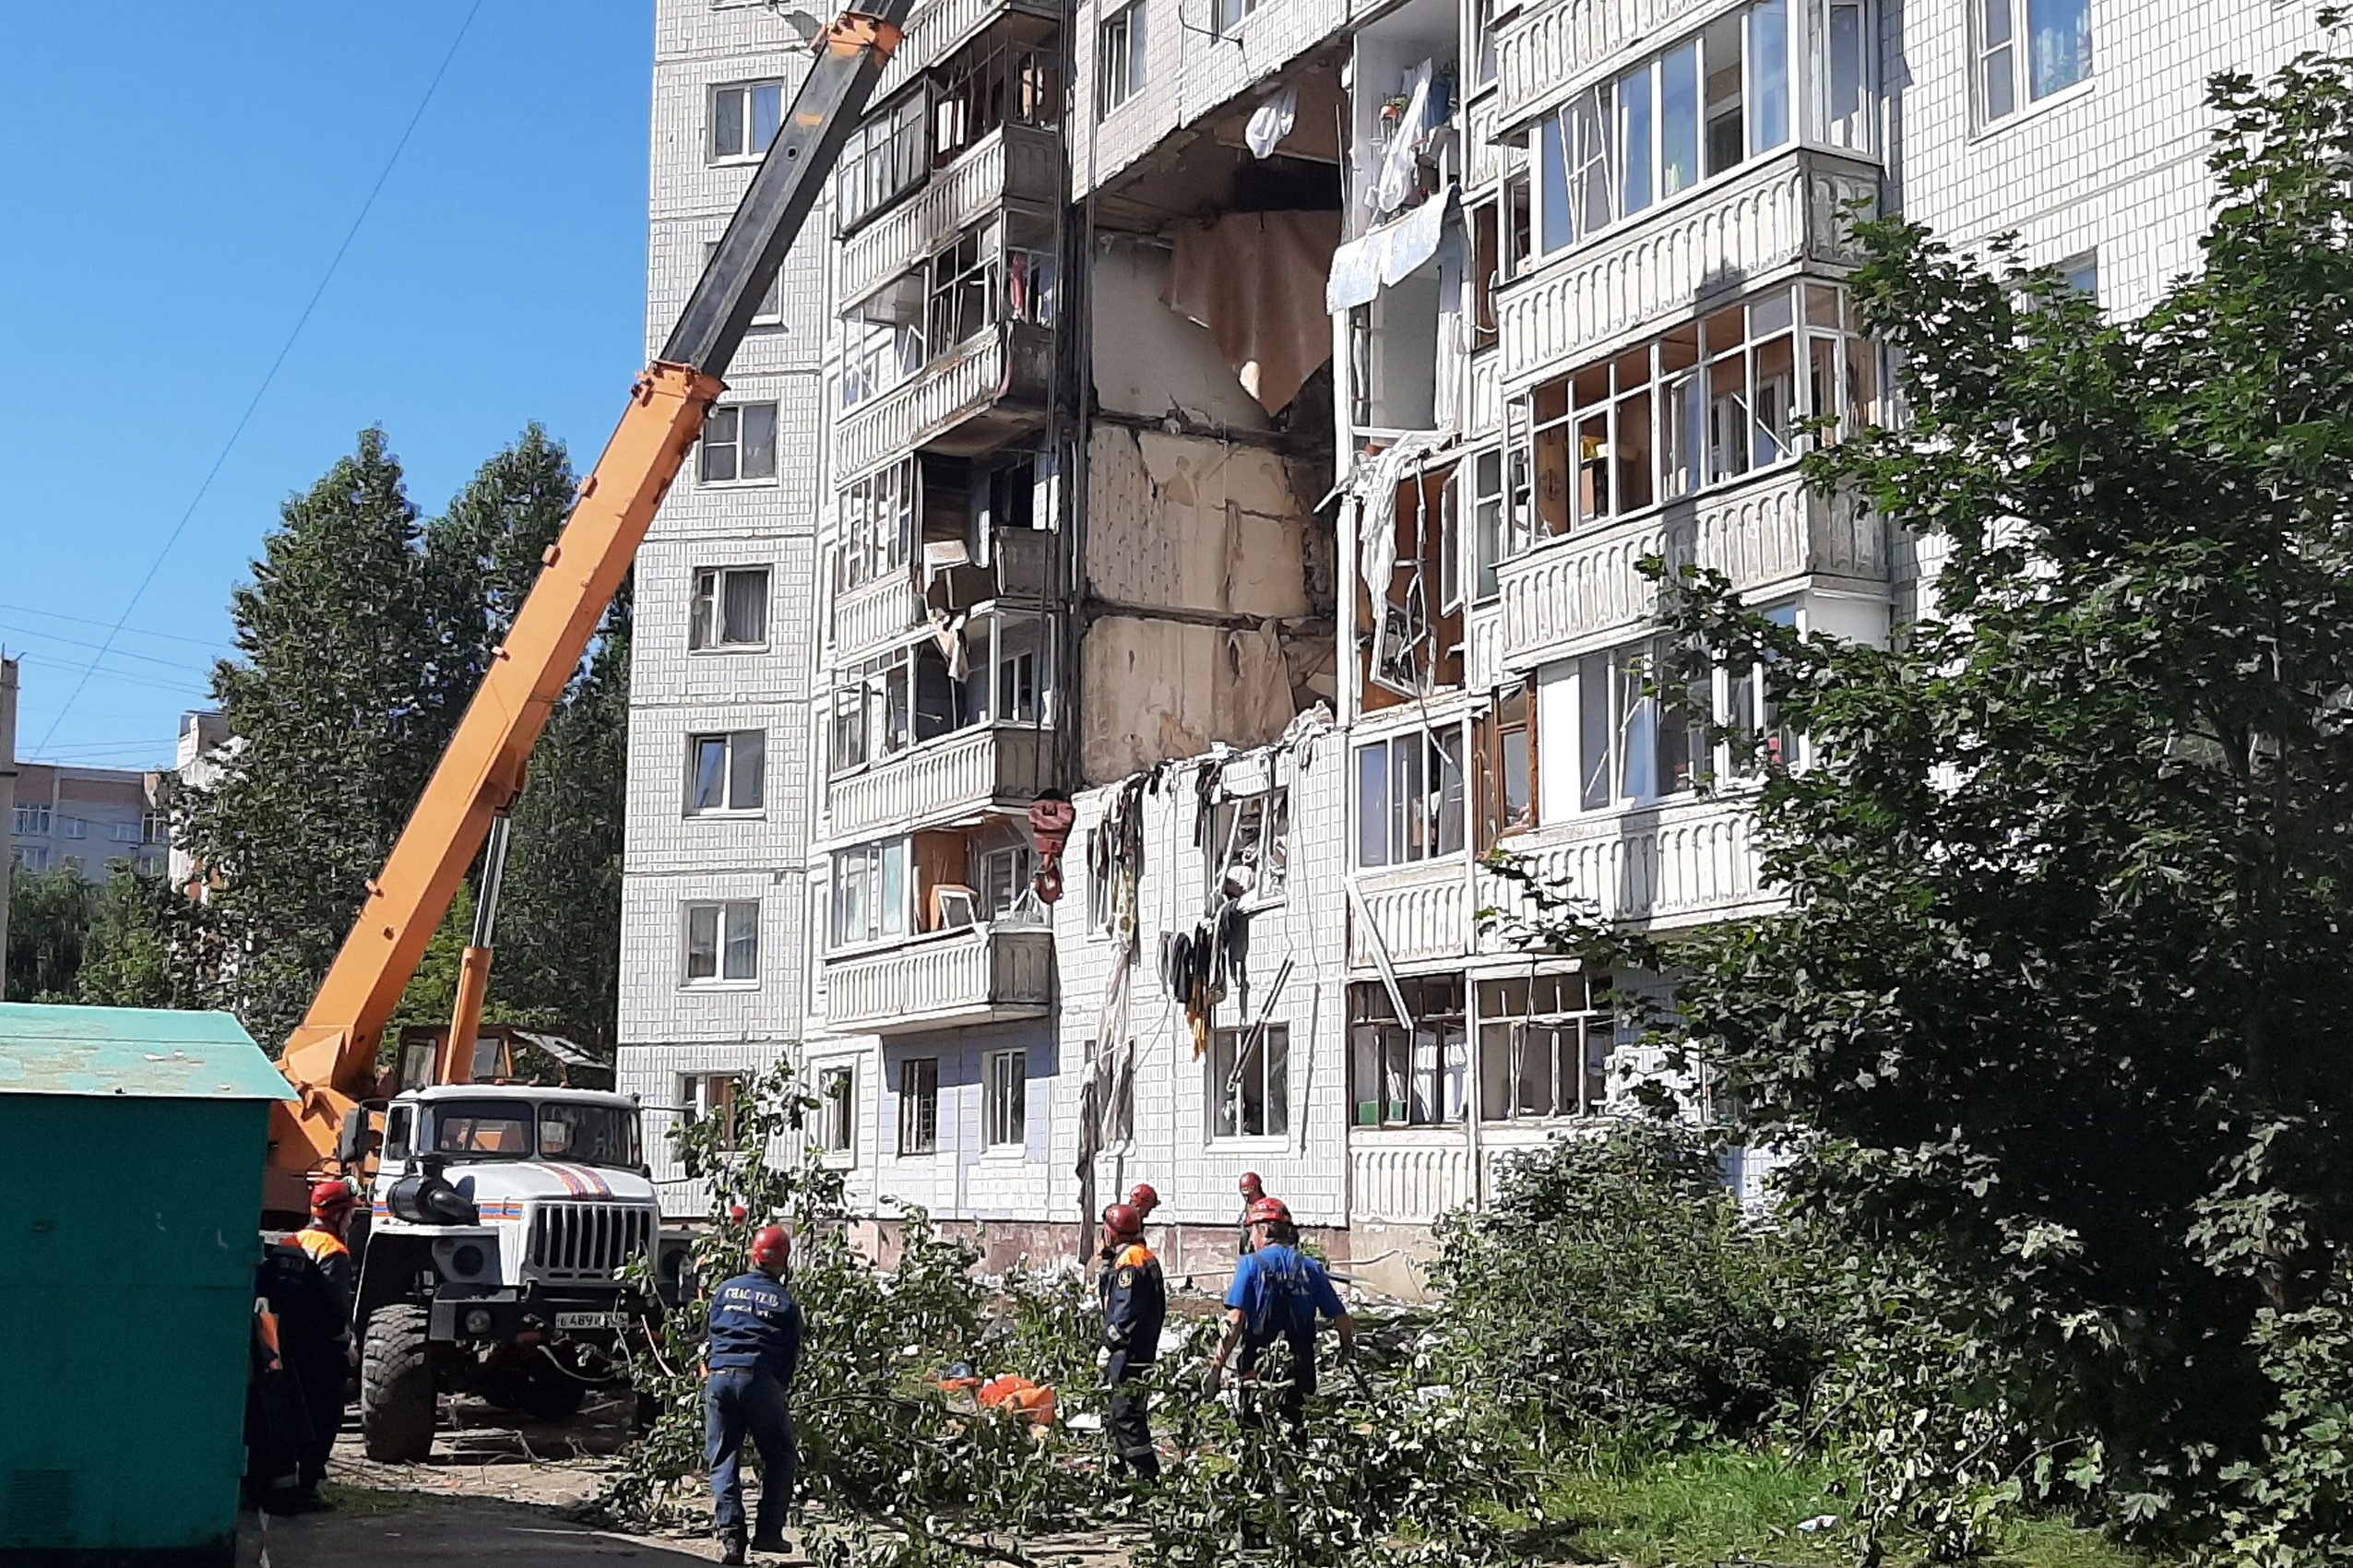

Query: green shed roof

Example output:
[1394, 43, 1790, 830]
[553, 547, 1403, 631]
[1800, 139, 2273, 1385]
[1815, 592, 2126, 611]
[0, 1004, 297, 1101]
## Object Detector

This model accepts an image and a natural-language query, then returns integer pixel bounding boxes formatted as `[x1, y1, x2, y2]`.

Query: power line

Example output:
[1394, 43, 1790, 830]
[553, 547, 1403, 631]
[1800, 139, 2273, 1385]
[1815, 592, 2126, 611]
[32, 0, 487, 755]
[0, 600, 231, 650]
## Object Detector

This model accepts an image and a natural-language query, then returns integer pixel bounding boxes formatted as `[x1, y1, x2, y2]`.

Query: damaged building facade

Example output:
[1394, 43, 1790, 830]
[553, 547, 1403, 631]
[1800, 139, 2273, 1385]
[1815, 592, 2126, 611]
[622, 0, 2325, 1288]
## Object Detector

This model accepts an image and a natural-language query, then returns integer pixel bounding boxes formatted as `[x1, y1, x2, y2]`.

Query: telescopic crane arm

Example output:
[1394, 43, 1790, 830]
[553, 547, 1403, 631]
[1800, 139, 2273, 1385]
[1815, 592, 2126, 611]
[264, 3, 909, 1217]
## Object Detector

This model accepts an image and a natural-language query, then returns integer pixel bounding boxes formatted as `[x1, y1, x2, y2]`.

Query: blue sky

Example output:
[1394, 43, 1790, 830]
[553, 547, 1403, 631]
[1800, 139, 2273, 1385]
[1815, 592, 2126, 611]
[0, 4, 652, 770]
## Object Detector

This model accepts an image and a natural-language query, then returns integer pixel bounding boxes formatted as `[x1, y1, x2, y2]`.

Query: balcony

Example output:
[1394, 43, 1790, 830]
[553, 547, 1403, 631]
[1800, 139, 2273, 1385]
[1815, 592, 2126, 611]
[1480, 793, 1777, 935]
[1494, 0, 1721, 132]
[1481, 464, 1885, 674]
[825, 923, 1054, 1035]
[840, 125, 1063, 310]
[1495, 147, 1880, 387]
[831, 574, 924, 658]
[1349, 858, 1474, 971]
[875, 0, 1057, 100]
[827, 723, 1054, 842]
[834, 322, 1055, 483]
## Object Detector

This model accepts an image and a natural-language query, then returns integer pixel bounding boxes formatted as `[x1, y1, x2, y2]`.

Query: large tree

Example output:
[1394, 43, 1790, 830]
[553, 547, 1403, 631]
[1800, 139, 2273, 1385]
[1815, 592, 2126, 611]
[175, 424, 627, 1053]
[1510, 42, 2353, 1557]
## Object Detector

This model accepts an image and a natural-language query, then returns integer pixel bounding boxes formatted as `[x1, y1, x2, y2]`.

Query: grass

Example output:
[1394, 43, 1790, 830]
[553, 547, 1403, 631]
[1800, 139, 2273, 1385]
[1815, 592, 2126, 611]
[1517, 1449, 2168, 1568]
[315, 1482, 423, 1516]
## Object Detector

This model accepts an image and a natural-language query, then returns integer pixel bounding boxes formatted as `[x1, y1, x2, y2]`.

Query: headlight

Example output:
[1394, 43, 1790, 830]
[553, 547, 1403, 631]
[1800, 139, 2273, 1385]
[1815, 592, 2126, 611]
[463, 1308, 494, 1336]
[452, 1243, 486, 1277]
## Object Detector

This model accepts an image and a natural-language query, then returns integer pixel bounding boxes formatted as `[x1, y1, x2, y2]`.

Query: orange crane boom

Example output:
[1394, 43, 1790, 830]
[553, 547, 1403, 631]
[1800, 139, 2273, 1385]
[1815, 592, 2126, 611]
[263, 6, 908, 1218]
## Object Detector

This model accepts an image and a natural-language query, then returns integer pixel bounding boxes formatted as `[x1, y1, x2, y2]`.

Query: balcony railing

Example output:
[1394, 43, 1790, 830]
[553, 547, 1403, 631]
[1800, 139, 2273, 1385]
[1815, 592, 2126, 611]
[825, 923, 1054, 1035]
[827, 723, 1054, 842]
[840, 125, 1063, 309]
[1480, 793, 1776, 934]
[1349, 858, 1473, 970]
[874, 0, 1056, 100]
[834, 322, 1055, 483]
[1494, 0, 1720, 132]
[1481, 463, 1884, 674]
[1495, 146, 1879, 386]
[831, 574, 924, 658]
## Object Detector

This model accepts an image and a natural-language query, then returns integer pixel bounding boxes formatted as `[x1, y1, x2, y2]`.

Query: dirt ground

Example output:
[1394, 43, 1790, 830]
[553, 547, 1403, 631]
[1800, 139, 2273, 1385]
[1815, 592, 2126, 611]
[234, 1394, 1130, 1567]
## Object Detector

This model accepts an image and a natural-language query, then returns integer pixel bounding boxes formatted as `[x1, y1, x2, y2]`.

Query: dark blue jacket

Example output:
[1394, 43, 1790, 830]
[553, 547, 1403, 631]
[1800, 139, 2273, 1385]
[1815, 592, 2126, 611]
[706, 1270, 802, 1385]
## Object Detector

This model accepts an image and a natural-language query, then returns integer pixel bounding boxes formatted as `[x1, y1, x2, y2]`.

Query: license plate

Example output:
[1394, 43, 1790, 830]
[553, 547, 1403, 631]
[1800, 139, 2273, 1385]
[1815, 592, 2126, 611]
[555, 1312, 624, 1330]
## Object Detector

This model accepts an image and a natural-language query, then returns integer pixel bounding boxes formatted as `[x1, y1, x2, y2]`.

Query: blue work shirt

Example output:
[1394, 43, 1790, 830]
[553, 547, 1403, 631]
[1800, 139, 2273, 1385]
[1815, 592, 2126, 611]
[1224, 1244, 1345, 1349]
[706, 1270, 803, 1386]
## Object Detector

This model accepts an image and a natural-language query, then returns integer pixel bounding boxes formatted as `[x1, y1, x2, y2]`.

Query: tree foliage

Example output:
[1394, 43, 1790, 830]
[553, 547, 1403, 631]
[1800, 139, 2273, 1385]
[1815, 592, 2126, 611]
[4, 864, 95, 1002]
[75, 867, 194, 1009]
[166, 424, 626, 1051]
[1497, 39, 2353, 1561]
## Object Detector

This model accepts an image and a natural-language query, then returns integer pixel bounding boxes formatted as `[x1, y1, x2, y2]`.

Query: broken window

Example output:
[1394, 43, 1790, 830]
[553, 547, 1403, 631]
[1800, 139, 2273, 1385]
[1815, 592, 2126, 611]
[686, 730, 767, 814]
[1349, 977, 1468, 1126]
[830, 643, 957, 774]
[1355, 728, 1466, 867]
[831, 838, 909, 948]
[1097, 0, 1147, 115]
[977, 837, 1036, 919]
[710, 79, 785, 161]
[818, 1066, 856, 1155]
[689, 565, 770, 649]
[923, 214, 1057, 354]
[897, 1057, 941, 1154]
[1475, 684, 1537, 846]
[1477, 972, 1612, 1120]
[837, 90, 928, 232]
[679, 1074, 745, 1146]
[951, 609, 1053, 729]
[1207, 787, 1289, 902]
[1471, 447, 1507, 600]
[837, 457, 918, 593]
[841, 275, 926, 408]
[1575, 638, 1712, 807]
[684, 899, 761, 982]
[984, 1049, 1028, 1147]
[1210, 1024, 1289, 1139]
[699, 402, 778, 482]
[933, 27, 1061, 165]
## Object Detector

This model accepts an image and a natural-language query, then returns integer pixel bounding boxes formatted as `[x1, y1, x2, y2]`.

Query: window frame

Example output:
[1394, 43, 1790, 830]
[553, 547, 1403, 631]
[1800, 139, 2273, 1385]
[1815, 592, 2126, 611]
[836, 90, 930, 233]
[897, 1056, 942, 1155]
[1354, 727, 1468, 868]
[817, 1065, 857, 1157]
[1975, 0, 2090, 128]
[685, 729, 767, 816]
[699, 401, 780, 485]
[690, 565, 773, 652]
[679, 1073, 746, 1147]
[829, 837, 911, 950]
[1476, 971, 1615, 1122]
[709, 78, 788, 163]
[835, 457, 919, 593]
[1206, 786, 1290, 905]
[982, 1048, 1028, 1148]
[682, 898, 762, 985]
[1209, 1022, 1290, 1141]
[1349, 979, 1468, 1127]
[1097, 0, 1147, 117]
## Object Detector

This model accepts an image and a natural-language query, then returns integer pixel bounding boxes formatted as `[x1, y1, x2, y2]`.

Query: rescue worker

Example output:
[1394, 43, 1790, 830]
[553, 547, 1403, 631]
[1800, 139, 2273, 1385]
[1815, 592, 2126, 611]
[1234, 1171, 1268, 1254]
[1096, 1202, 1167, 1480]
[1206, 1197, 1353, 1433]
[706, 1225, 802, 1565]
[254, 1177, 360, 1510]
[1126, 1182, 1160, 1225]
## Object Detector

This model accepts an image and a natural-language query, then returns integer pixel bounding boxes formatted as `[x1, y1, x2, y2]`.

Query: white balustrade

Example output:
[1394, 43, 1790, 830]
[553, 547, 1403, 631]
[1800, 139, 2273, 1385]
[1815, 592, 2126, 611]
[830, 575, 922, 657]
[834, 324, 1052, 482]
[1495, 0, 1720, 132]
[839, 125, 1062, 309]
[827, 724, 1053, 842]
[825, 925, 1055, 1034]
[1349, 861, 1472, 968]
[1349, 1134, 1476, 1224]
[1481, 793, 1776, 933]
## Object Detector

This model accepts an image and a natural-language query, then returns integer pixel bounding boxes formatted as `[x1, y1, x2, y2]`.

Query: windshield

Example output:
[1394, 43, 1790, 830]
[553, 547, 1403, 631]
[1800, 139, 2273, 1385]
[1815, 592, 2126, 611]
[427, 1099, 640, 1168]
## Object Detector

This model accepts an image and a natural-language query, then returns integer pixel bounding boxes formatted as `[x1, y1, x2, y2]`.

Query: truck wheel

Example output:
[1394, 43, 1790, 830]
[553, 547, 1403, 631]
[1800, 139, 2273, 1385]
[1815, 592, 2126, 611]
[360, 1306, 438, 1462]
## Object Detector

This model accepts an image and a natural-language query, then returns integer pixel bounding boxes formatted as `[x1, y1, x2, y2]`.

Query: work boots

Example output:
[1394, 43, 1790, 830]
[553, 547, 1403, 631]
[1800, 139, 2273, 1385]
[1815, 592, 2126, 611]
[719, 1527, 748, 1565]
[750, 1531, 793, 1556]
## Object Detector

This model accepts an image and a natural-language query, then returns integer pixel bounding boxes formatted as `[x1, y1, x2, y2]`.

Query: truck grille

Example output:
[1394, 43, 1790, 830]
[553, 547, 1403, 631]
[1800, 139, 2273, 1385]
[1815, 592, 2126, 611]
[529, 1202, 653, 1279]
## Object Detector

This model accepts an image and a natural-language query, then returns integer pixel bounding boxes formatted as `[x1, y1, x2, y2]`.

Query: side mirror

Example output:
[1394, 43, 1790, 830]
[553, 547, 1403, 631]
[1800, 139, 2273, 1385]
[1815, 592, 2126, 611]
[336, 1105, 370, 1167]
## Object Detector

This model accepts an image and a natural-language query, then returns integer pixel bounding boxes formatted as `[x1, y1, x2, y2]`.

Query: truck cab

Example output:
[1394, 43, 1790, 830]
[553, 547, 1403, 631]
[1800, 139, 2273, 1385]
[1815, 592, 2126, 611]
[351, 1084, 683, 1459]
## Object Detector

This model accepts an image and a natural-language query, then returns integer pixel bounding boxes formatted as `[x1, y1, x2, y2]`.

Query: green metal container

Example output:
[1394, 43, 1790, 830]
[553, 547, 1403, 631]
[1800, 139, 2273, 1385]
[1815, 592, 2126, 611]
[0, 1004, 296, 1566]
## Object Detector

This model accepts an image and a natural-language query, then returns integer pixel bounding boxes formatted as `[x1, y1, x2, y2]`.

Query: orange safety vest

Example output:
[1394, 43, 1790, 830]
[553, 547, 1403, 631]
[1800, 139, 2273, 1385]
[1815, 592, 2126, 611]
[294, 1226, 350, 1264]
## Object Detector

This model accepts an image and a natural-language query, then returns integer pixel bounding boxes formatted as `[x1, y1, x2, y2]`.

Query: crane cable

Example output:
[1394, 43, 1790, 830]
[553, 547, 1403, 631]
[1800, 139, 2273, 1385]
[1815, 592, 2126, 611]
[36, 0, 488, 754]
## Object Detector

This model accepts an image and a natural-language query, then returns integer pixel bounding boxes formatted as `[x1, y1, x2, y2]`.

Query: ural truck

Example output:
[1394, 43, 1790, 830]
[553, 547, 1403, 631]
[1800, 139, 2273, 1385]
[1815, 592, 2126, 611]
[246, 1, 910, 1458]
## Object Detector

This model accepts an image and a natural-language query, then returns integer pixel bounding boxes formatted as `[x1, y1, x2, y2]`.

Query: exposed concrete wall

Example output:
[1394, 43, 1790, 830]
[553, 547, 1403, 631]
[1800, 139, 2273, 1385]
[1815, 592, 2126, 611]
[1080, 617, 1295, 782]
[1091, 246, 1271, 431]
[1087, 426, 1311, 621]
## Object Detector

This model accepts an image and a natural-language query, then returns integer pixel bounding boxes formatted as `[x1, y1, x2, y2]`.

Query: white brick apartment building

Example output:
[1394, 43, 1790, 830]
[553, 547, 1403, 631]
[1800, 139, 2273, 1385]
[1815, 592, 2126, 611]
[618, 0, 2330, 1289]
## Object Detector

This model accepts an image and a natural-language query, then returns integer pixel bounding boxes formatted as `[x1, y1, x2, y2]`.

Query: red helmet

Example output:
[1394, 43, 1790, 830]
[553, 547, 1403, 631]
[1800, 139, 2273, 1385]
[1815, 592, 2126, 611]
[1238, 1171, 1264, 1198]
[1126, 1183, 1159, 1215]
[310, 1177, 360, 1220]
[1102, 1203, 1144, 1241]
[751, 1225, 791, 1271]
[728, 1206, 749, 1222]
[1246, 1196, 1291, 1228]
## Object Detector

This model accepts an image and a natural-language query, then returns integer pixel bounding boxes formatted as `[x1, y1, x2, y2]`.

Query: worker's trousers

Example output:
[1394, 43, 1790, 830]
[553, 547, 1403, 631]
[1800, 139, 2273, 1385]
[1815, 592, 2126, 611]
[1103, 1350, 1159, 1479]
[290, 1349, 349, 1490]
[706, 1367, 796, 1540]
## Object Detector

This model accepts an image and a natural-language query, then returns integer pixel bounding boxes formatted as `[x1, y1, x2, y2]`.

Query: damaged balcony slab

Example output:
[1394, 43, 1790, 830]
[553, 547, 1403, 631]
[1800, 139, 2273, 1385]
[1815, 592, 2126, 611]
[834, 322, 1056, 482]
[840, 125, 1064, 310]
[874, 0, 1060, 101]
[824, 923, 1055, 1035]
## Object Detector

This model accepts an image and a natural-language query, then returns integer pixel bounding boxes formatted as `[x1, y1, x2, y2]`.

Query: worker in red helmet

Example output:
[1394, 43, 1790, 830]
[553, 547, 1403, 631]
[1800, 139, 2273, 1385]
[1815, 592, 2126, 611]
[1207, 1196, 1353, 1433]
[705, 1224, 802, 1564]
[1125, 1182, 1160, 1222]
[1096, 1203, 1167, 1480]
[1234, 1171, 1268, 1255]
[251, 1177, 362, 1513]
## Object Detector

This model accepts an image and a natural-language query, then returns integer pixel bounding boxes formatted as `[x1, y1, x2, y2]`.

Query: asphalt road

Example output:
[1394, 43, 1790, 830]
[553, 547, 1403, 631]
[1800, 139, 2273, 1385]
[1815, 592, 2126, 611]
[237, 1497, 730, 1567]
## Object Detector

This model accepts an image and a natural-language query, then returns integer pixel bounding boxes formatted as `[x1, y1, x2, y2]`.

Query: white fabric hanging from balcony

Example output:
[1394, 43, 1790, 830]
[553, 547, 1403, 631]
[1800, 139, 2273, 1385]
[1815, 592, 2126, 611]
[1325, 187, 1453, 313]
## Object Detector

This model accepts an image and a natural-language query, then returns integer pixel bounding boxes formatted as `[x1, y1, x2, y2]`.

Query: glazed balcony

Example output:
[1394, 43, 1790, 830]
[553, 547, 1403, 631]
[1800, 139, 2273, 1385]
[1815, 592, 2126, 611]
[1495, 147, 1879, 387]
[826, 723, 1053, 843]
[824, 923, 1054, 1035]
[833, 322, 1055, 484]
[1494, 0, 1723, 131]
[840, 125, 1063, 310]
[875, 0, 1057, 100]
[1471, 465, 1884, 683]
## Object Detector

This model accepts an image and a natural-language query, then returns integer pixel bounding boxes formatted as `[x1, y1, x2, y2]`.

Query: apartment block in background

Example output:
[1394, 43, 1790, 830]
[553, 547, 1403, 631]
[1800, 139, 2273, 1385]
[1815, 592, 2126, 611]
[624, 0, 2329, 1289]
